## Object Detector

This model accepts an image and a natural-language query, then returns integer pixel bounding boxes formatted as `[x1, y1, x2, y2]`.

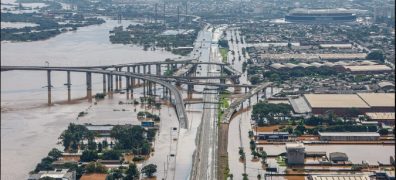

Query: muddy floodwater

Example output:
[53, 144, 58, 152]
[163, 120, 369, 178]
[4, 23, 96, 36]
[1, 17, 184, 179]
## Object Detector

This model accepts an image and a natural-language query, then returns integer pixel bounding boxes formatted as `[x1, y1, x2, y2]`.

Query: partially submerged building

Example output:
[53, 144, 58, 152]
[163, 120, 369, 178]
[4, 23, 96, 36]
[318, 132, 380, 141]
[28, 169, 76, 180]
[286, 143, 305, 165]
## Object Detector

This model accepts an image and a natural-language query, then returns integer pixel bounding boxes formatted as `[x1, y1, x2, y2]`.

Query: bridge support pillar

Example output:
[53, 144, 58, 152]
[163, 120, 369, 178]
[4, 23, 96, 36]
[169, 91, 172, 103]
[187, 84, 194, 99]
[147, 82, 151, 95]
[86, 72, 92, 102]
[162, 85, 165, 99]
[118, 67, 122, 90]
[143, 80, 146, 97]
[126, 76, 130, 100]
[148, 65, 151, 74]
[156, 64, 161, 75]
[111, 74, 114, 97]
[107, 74, 111, 96]
[47, 70, 52, 106]
[102, 73, 106, 95]
[67, 71, 71, 102]
[108, 74, 113, 98]
[130, 77, 134, 98]
[256, 92, 259, 103]
[136, 66, 140, 85]
[115, 69, 119, 91]
[150, 82, 154, 96]
[153, 83, 156, 96]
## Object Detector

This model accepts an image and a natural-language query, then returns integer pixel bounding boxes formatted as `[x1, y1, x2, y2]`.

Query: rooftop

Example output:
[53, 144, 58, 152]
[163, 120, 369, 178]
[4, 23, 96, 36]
[85, 125, 114, 131]
[290, 8, 355, 15]
[357, 93, 395, 107]
[285, 142, 305, 149]
[310, 174, 370, 180]
[80, 173, 107, 180]
[343, 64, 392, 72]
[378, 81, 395, 88]
[318, 132, 380, 137]
[365, 112, 395, 120]
[304, 94, 370, 108]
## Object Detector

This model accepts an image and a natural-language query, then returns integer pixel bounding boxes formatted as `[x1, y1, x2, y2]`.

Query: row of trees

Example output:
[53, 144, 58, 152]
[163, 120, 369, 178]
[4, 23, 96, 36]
[58, 123, 93, 152]
[251, 102, 292, 126]
[106, 163, 157, 179]
[261, 66, 338, 82]
[137, 111, 160, 121]
[110, 125, 154, 155]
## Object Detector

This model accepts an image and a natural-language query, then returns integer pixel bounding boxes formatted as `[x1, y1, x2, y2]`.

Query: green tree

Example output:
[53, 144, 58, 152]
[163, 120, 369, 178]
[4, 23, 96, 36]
[102, 140, 109, 149]
[102, 150, 121, 160]
[88, 140, 97, 150]
[107, 168, 123, 180]
[260, 150, 267, 164]
[47, 148, 63, 161]
[243, 173, 249, 180]
[367, 50, 385, 62]
[141, 164, 157, 177]
[80, 150, 98, 162]
[126, 163, 139, 180]
[85, 162, 107, 173]
[249, 140, 256, 151]
[98, 142, 103, 153]
[58, 123, 91, 151]
[147, 129, 156, 142]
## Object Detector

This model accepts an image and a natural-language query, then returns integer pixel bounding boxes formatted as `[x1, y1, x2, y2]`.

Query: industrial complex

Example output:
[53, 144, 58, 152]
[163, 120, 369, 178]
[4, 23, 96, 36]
[294, 93, 395, 116]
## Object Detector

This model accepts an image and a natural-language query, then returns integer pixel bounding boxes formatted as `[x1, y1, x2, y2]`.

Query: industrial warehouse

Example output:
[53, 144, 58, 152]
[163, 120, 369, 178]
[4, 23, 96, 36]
[294, 93, 395, 116]
[268, 60, 393, 74]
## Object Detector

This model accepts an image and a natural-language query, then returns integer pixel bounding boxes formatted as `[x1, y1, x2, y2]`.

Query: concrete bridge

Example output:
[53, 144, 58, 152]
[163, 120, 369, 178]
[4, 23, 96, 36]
[222, 82, 273, 123]
[1, 66, 188, 129]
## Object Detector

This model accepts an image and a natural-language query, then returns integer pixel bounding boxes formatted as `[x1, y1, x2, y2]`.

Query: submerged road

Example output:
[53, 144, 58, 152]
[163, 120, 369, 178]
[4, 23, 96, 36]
[191, 25, 226, 180]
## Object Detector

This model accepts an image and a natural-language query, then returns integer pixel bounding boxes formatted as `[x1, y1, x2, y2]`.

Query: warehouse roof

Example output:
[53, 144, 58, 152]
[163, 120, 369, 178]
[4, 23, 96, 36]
[318, 132, 380, 137]
[365, 112, 395, 120]
[309, 174, 370, 180]
[343, 65, 392, 72]
[284, 63, 299, 68]
[304, 94, 370, 108]
[285, 142, 305, 149]
[357, 93, 395, 107]
[270, 63, 286, 69]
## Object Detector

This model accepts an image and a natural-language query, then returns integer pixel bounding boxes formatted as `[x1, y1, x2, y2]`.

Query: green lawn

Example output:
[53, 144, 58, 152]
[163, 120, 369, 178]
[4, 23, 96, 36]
[217, 92, 230, 124]
[219, 48, 228, 63]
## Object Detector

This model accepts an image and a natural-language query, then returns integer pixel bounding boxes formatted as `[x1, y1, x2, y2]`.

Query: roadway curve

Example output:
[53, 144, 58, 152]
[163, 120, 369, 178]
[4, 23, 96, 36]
[0, 66, 188, 129]
[222, 82, 272, 123]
